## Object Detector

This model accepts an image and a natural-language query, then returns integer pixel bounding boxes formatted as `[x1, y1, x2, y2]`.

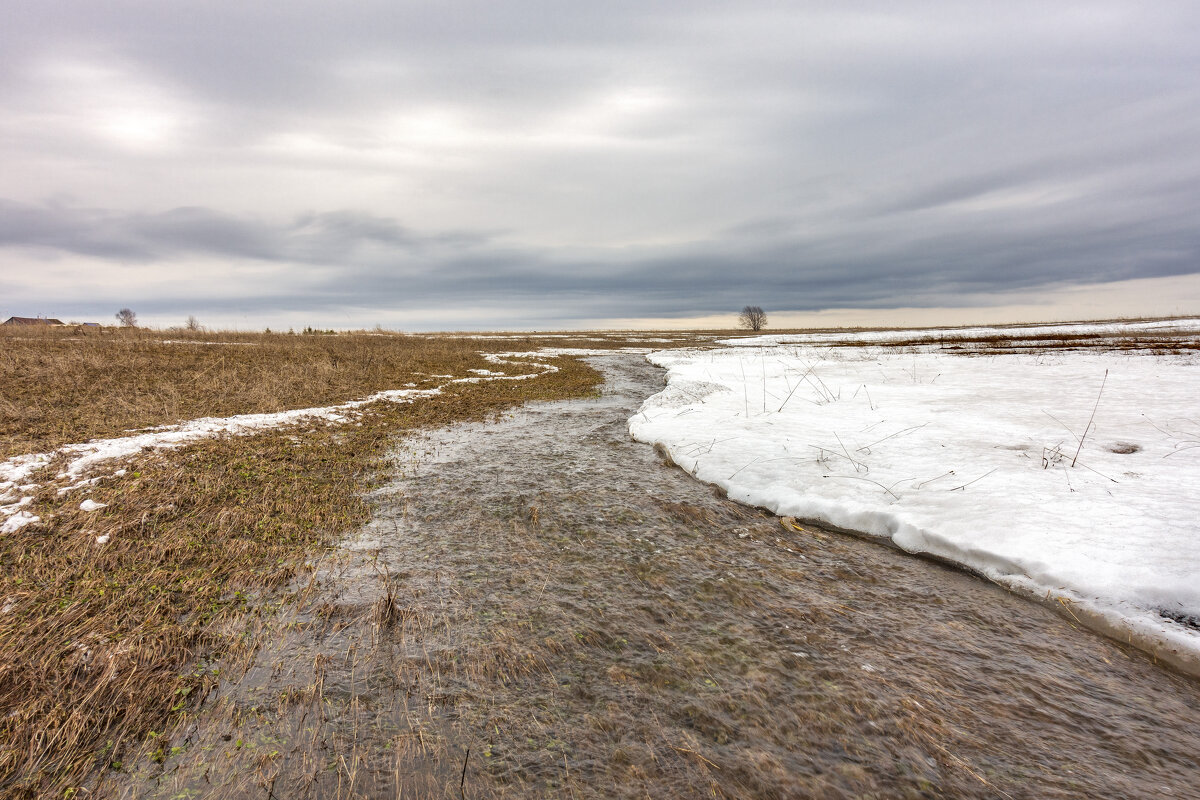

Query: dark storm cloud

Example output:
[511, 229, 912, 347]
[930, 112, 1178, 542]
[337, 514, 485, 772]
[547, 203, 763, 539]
[3, 1, 1200, 326]
[3, 179, 1200, 323]
[0, 201, 487, 264]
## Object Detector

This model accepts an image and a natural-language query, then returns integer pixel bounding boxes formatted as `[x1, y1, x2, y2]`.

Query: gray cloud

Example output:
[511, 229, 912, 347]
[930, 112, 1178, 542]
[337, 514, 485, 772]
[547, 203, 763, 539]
[3, 187, 1199, 324]
[0, 201, 490, 264]
[2, 1, 1200, 327]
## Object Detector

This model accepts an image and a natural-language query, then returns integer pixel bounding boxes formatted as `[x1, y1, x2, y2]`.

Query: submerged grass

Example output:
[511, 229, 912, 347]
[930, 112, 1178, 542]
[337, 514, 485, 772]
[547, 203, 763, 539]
[0, 332, 603, 799]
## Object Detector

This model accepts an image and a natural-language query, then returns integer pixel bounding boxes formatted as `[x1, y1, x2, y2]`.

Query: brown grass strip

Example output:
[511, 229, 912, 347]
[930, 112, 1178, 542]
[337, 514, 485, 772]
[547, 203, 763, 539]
[0, 327, 631, 460]
[0, 340, 601, 799]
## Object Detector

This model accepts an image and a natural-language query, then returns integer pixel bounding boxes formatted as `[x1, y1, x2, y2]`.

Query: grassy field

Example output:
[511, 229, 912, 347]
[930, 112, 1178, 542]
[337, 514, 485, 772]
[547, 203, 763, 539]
[0, 327, 659, 799]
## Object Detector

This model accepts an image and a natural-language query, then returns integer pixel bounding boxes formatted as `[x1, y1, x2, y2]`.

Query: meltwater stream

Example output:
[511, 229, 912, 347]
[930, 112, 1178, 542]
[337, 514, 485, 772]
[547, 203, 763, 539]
[111, 354, 1200, 799]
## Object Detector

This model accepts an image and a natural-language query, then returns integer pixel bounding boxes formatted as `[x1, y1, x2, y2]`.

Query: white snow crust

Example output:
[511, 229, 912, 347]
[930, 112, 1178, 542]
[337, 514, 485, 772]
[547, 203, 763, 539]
[630, 321, 1200, 669]
[1, 511, 40, 534]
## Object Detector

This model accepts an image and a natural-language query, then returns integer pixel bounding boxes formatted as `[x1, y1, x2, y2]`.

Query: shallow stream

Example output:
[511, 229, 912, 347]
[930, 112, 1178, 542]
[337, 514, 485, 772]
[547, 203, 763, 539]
[109, 353, 1200, 799]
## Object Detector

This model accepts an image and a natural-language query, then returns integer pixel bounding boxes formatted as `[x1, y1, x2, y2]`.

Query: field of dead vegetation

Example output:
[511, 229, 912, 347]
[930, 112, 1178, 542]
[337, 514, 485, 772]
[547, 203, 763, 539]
[0, 327, 664, 798]
[0, 327, 709, 461]
[3, 318, 1194, 797]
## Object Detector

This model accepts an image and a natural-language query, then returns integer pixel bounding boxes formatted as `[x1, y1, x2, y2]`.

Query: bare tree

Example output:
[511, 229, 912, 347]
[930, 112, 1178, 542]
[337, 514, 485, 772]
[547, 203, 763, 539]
[115, 308, 138, 327]
[185, 315, 202, 331]
[738, 305, 768, 331]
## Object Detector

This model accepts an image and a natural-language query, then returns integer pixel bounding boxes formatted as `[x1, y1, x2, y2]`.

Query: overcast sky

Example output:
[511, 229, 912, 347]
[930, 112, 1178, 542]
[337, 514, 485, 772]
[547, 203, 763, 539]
[3, 1, 1199, 330]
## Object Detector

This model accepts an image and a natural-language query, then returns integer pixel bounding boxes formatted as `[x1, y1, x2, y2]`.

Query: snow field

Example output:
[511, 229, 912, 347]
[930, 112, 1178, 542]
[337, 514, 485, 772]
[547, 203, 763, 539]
[630, 331, 1200, 671]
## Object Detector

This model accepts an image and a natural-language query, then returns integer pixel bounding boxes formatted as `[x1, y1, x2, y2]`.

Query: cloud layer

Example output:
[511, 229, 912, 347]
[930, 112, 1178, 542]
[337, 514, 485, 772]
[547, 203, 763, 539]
[3, 1, 1199, 328]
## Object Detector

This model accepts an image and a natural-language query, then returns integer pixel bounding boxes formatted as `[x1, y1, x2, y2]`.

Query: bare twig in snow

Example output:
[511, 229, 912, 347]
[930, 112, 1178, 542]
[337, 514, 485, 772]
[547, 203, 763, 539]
[1043, 411, 1082, 443]
[1074, 460, 1119, 483]
[834, 432, 866, 473]
[729, 456, 763, 479]
[776, 374, 810, 412]
[821, 474, 901, 500]
[762, 351, 767, 414]
[856, 423, 928, 454]
[915, 470, 955, 489]
[950, 468, 998, 491]
[1072, 369, 1108, 467]
[740, 360, 749, 417]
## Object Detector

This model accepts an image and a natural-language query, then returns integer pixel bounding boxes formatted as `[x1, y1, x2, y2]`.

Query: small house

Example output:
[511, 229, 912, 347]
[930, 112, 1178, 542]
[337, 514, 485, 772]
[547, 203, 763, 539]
[2, 317, 65, 326]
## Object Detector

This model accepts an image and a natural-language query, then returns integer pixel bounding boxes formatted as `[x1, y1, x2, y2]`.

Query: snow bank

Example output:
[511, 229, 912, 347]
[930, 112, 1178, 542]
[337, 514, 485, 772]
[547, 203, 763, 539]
[631, 325, 1200, 672]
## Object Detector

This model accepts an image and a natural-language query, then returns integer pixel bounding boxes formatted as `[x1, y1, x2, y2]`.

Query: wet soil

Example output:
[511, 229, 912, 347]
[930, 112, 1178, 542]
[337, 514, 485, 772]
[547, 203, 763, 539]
[106, 354, 1200, 799]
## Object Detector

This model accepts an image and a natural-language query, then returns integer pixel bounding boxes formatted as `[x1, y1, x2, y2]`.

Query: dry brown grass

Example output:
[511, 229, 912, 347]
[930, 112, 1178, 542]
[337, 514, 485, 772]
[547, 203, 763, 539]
[0, 331, 604, 799]
[1, 328, 543, 460]
[0, 326, 730, 461]
[887, 329, 1200, 354]
[753, 317, 1200, 355]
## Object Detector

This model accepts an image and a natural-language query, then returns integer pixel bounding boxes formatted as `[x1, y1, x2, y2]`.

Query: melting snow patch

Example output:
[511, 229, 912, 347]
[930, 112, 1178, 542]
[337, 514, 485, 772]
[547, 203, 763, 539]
[58, 477, 101, 495]
[80, 499, 108, 512]
[1, 497, 33, 513]
[1, 511, 40, 534]
[1, 454, 51, 497]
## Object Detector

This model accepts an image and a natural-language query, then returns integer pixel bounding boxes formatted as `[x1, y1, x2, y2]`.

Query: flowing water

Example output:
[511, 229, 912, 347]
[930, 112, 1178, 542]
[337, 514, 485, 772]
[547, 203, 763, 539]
[108, 354, 1200, 799]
